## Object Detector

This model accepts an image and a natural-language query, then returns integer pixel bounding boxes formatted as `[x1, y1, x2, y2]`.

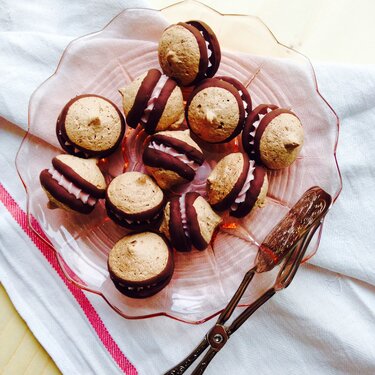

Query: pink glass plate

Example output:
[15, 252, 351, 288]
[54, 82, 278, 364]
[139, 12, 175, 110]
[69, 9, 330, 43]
[16, 0, 341, 324]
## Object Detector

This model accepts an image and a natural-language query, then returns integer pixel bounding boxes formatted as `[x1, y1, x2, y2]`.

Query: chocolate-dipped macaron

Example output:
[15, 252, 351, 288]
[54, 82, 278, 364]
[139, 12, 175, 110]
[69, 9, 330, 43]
[142, 130, 204, 190]
[242, 104, 304, 169]
[39, 154, 106, 214]
[56, 94, 125, 158]
[186, 77, 252, 143]
[106, 172, 165, 229]
[207, 152, 268, 218]
[108, 232, 174, 298]
[118, 69, 184, 134]
[158, 20, 221, 86]
[160, 192, 222, 252]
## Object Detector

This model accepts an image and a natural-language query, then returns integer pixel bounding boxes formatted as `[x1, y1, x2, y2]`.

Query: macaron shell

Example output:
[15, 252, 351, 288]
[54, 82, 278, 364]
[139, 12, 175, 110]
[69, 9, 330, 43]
[159, 201, 171, 240]
[53, 155, 106, 198]
[259, 112, 304, 169]
[186, 79, 244, 143]
[256, 173, 268, 208]
[192, 195, 222, 249]
[43, 187, 76, 213]
[119, 71, 147, 125]
[158, 24, 201, 86]
[108, 232, 174, 298]
[146, 166, 188, 190]
[61, 95, 124, 153]
[108, 232, 171, 282]
[155, 130, 203, 155]
[152, 85, 185, 133]
[40, 170, 94, 214]
[106, 172, 164, 219]
[207, 152, 248, 210]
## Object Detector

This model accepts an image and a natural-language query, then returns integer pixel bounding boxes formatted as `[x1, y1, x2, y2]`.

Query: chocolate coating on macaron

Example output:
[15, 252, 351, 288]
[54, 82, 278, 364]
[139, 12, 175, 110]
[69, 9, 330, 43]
[40, 170, 94, 214]
[158, 20, 221, 86]
[143, 130, 204, 190]
[52, 157, 105, 199]
[56, 94, 125, 159]
[144, 78, 178, 134]
[186, 78, 247, 143]
[126, 69, 162, 128]
[119, 70, 184, 134]
[207, 152, 268, 217]
[160, 192, 221, 252]
[185, 192, 207, 250]
[186, 21, 221, 80]
[108, 232, 174, 298]
[143, 148, 196, 182]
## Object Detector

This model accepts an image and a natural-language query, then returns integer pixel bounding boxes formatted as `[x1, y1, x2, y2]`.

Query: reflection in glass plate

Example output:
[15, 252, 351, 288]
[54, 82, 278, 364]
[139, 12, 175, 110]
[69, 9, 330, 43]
[16, 0, 341, 324]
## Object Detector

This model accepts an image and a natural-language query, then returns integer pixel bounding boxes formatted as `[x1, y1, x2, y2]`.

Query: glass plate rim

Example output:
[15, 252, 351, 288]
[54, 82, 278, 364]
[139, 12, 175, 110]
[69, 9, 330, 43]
[15, 0, 342, 324]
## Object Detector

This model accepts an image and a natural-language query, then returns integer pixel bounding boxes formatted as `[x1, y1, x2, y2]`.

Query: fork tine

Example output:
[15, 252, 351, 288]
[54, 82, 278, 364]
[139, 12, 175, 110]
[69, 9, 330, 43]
[276, 221, 322, 290]
[227, 288, 276, 336]
[226, 221, 320, 336]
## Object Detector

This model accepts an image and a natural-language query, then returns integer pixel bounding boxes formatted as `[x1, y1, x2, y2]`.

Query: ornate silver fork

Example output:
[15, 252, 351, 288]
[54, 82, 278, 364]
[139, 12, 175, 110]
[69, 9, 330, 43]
[164, 186, 332, 375]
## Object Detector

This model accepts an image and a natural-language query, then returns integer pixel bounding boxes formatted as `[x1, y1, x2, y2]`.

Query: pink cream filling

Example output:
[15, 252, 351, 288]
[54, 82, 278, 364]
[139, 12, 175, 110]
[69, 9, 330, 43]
[248, 107, 274, 146]
[48, 167, 97, 206]
[205, 40, 212, 68]
[141, 74, 169, 124]
[112, 211, 161, 225]
[197, 29, 213, 68]
[149, 142, 200, 171]
[238, 90, 249, 110]
[230, 160, 256, 211]
[179, 194, 190, 238]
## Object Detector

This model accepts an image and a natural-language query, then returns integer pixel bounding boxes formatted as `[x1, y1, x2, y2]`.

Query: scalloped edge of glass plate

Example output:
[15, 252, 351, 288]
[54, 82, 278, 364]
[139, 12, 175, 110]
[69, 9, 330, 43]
[15, 0, 342, 324]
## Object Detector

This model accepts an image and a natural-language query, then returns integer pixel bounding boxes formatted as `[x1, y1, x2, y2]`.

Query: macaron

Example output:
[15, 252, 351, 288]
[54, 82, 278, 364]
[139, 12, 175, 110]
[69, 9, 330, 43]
[39, 154, 106, 214]
[186, 77, 252, 143]
[106, 172, 165, 229]
[242, 104, 304, 169]
[206, 152, 268, 218]
[56, 94, 125, 158]
[158, 20, 221, 86]
[159, 192, 222, 252]
[118, 69, 184, 134]
[108, 231, 174, 298]
[142, 130, 204, 190]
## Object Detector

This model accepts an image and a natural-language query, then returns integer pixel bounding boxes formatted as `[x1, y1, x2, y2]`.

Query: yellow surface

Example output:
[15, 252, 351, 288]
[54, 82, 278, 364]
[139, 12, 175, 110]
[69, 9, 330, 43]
[0, 284, 61, 375]
[1, 1, 374, 374]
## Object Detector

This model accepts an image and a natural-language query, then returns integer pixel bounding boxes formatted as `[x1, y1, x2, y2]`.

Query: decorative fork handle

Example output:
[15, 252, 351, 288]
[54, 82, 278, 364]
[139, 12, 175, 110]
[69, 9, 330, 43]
[164, 337, 209, 375]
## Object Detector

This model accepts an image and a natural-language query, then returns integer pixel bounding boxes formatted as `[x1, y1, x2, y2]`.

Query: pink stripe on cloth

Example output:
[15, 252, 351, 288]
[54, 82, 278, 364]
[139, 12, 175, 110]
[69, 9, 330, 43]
[0, 183, 137, 375]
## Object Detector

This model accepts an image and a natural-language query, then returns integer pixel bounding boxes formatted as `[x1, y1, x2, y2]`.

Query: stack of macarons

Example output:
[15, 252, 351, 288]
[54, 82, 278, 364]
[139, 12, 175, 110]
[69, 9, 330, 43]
[39, 19, 306, 299]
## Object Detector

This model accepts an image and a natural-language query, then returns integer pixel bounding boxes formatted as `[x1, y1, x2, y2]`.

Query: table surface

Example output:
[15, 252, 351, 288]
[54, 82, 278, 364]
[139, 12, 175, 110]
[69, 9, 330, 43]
[1, 0, 374, 374]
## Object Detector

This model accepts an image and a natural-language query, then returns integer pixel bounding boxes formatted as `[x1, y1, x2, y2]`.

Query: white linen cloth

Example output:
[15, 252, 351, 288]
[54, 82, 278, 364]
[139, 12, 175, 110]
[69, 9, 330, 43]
[1, 1, 375, 374]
